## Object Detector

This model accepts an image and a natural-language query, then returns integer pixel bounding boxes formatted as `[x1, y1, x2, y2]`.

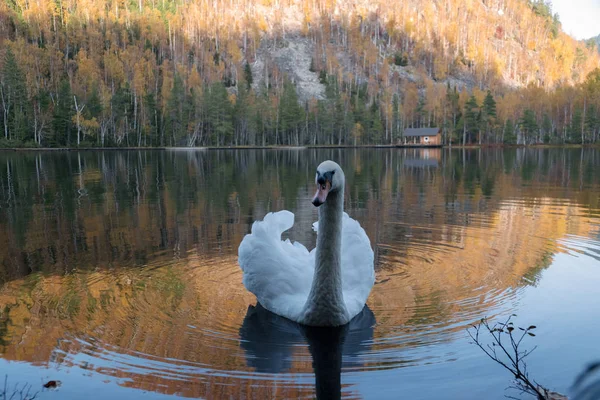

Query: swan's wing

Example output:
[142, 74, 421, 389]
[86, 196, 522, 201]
[340, 213, 375, 317]
[238, 211, 313, 321]
[314, 213, 375, 318]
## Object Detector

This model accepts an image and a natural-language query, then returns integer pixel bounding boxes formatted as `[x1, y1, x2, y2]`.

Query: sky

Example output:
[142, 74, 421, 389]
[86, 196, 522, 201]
[551, 0, 600, 40]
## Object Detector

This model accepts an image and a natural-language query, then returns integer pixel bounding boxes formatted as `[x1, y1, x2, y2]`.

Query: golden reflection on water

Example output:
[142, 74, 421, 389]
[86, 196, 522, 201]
[0, 200, 597, 397]
[0, 149, 600, 398]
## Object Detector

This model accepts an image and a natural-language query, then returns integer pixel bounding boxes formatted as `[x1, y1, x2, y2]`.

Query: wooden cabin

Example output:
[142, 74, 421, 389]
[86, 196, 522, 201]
[401, 128, 442, 146]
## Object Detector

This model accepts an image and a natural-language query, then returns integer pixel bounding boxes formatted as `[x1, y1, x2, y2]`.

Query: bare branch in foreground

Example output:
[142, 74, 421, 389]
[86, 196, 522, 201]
[1, 375, 38, 400]
[467, 316, 565, 400]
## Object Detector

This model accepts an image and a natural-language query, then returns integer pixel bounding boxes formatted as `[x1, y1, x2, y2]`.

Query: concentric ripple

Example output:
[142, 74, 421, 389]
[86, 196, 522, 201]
[1, 148, 600, 399]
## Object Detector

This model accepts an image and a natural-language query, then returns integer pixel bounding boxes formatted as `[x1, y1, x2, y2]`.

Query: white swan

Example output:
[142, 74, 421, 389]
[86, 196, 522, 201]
[238, 160, 375, 326]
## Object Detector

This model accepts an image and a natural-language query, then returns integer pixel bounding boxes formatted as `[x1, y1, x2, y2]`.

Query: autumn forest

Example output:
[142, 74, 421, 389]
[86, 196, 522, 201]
[0, 0, 599, 148]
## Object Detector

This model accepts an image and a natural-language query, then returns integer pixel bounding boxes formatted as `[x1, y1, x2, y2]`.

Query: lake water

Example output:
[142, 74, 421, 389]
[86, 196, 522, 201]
[0, 148, 599, 400]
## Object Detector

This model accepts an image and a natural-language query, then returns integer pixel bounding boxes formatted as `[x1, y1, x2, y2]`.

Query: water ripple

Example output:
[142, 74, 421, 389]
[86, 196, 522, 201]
[2, 149, 600, 399]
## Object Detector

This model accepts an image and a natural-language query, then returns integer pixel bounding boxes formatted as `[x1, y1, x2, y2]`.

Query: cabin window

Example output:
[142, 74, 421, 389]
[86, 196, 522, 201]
[424, 136, 430, 142]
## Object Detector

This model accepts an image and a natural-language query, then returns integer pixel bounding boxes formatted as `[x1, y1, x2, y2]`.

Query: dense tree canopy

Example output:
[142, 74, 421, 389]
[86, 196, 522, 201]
[0, 0, 598, 147]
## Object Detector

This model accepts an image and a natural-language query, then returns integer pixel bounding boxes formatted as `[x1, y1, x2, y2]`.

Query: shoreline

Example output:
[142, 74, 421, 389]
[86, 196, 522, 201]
[0, 144, 597, 151]
[0, 144, 433, 151]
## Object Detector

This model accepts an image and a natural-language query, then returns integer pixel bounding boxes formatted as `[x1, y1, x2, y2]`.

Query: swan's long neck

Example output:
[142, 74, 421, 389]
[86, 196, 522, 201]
[300, 189, 349, 326]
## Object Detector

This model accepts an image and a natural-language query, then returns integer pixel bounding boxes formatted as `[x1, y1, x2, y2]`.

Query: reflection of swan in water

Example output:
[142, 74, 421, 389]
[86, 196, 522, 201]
[239, 161, 375, 326]
[239, 303, 376, 399]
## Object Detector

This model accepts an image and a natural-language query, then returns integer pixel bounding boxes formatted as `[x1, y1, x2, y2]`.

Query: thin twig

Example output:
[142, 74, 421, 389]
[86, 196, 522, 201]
[1, 377, 38, 400]
[467, 317, 546, 399]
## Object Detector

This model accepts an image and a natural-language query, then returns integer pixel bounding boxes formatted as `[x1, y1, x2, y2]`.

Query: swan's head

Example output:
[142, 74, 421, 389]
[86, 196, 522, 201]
[312, 160, 345, 207]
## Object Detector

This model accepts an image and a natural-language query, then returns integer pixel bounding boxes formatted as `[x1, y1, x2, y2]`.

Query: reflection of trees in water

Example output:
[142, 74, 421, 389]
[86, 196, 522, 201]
[0, 148, 598, 398]
[0, 148, 599, 283]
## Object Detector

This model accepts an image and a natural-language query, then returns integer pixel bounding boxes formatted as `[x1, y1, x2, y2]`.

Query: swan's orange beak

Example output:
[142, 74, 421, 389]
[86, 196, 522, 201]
[312, 181, 331, 207]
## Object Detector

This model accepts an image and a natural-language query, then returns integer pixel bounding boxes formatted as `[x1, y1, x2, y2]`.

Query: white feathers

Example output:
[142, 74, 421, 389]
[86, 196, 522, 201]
[238, 210, 375, 324]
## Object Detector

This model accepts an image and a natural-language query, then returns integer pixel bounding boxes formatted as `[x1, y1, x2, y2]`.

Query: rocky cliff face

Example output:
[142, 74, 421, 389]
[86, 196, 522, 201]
[252, 36, 326, 102]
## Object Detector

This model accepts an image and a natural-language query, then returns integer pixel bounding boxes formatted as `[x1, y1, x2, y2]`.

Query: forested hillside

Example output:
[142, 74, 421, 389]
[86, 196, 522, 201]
[588, 34, 600, 54]
[0, 0, 599, 147]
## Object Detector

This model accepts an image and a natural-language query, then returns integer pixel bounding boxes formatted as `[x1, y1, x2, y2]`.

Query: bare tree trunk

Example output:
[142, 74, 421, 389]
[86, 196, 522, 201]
[582, 96, 586, 144]
[1, 85, 10, 140]
[187, 122, 201, 147]
[73, 95, 85, 146]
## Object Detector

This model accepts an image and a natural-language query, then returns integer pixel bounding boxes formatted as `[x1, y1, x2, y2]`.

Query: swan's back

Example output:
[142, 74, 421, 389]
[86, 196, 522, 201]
[238, 211, 374, 323]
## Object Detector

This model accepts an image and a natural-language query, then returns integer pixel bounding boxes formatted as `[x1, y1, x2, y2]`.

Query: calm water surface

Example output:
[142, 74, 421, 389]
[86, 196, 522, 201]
[0, 148, 599, 399]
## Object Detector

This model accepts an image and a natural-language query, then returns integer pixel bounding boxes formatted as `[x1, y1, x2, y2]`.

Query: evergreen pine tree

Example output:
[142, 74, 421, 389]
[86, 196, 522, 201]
[464, 95, 479, 144]
[503, 119, 517, 144]
[455, 115, 465, 144]
[569, 108, 583, 144]
[52, 79, 74, 146]
[2, 48, 30, 143]
[144, 92, 159, 146]
[319, 70, 327, 85]
[392, 93, 401, 143]
[234, 83, 249, 145]
[207, 82, 233, 145]
[111, 84, 133, 145]
[584, 106, 598, 141]
[86, 84, 103, 119]
[520, 109, 538, 144]
[279, 79, 304, 145]
[166, 73, 186, 145]
[368, 101, 383, 143]
[483, 90, 497, 117]
[482, 90, 497, 142]
[244, 63, 253, 89]
[542, 113, 553, 143]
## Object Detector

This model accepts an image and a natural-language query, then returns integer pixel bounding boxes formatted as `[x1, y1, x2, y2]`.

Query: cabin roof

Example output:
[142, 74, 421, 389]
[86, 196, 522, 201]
[403, 128, 440, 137]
